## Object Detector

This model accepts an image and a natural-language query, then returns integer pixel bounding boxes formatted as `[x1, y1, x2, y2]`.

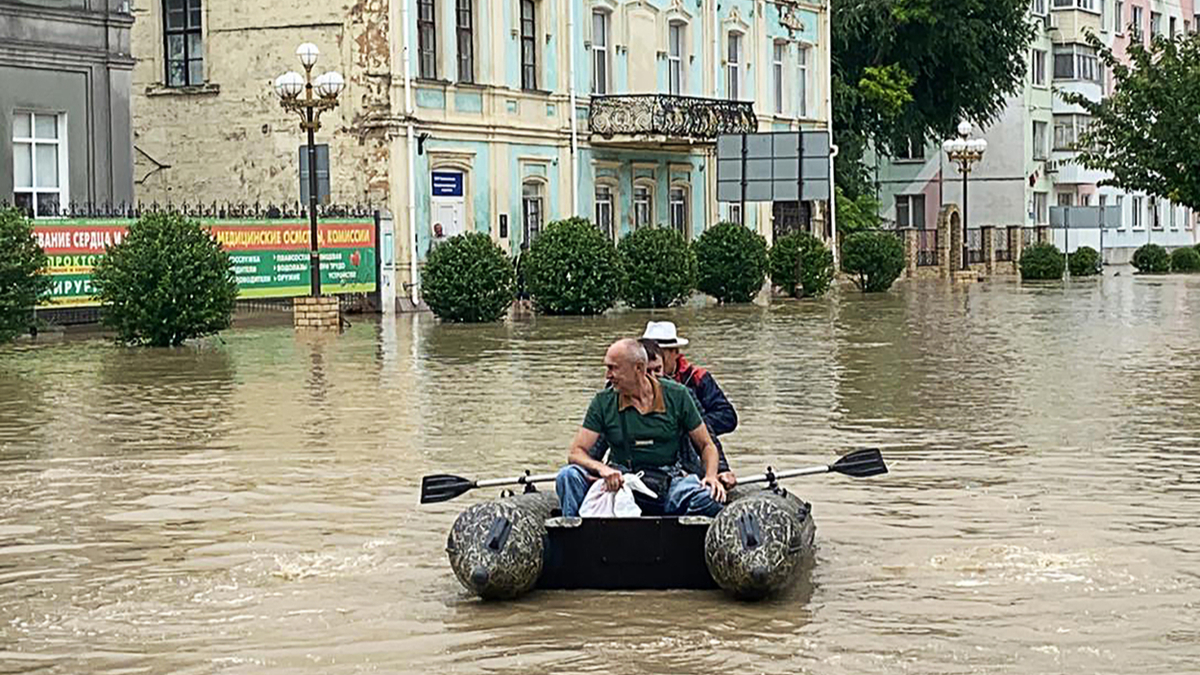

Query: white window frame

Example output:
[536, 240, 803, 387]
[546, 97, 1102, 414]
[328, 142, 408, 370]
[773, 41, 786, 115]
[1115, 1, 1124, 34]
[633, 179, 654, 229]
[728, 203, 743, 225]
[1031, 0, 1047, 16]
[12, 111, 69, 219]
[1131, 6, 1144, 40]
[1032, 48, 1047, 87]
[1116, 194, 1125, 229]
[1150, 11, 1161, 37]
[668, 21, 685, 95]
[1131, 195, 1144, 229]
[522, 179, 545, 243]
[1033, 121, 1049, 160]
[594, 182, 616, 240]
[798, 44, 810, 118]
[727, 31, 743, 100]
[1053, 44, 1100, 82]
[592, 9, 609, 95]
[1034, 192, 1049, 225]
[895, 194, 926, 229]
[669, 184, 689, 237]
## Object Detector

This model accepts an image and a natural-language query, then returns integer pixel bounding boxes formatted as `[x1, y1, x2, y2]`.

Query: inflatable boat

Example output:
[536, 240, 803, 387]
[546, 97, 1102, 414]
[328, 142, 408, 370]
[424, 449, 885, 601]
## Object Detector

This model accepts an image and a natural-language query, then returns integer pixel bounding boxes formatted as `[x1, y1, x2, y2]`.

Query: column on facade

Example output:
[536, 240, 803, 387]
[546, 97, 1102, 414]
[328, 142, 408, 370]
[1008, 225, 1023, 272]
[982, 225, 995, 275]
[903, 228, 918, 278]
[937, 206, 953, 278]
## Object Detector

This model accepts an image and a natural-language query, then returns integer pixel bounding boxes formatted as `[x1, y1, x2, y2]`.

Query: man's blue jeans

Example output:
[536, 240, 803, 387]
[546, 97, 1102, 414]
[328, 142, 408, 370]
[555, 465, 723, 518]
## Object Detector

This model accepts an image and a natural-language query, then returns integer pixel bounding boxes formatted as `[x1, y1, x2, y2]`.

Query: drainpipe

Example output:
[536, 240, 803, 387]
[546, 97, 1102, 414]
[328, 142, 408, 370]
[402, 0, 419, 306]
[568, 0, 580, 215]
[712, 0, 720, 95]
[822, 6, 838, 268]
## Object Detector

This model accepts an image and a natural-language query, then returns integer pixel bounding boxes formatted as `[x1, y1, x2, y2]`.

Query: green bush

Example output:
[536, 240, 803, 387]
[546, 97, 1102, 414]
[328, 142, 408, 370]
[1019, 242, 1066, 280]
[524, 217, 623, 315]
[617, 226, 697, 309]
[1068, 246, 1101, 277]
[92, 212, 238, 346]
[841, 230, 905, 293]
[0, 208, 53, 342]
[423, 232, 515, 322]
[693, 222, 769, 303]
[1131, 243, 1170, 274]
[1170, 246, 1200, 273]
[769, 232, 834, 298]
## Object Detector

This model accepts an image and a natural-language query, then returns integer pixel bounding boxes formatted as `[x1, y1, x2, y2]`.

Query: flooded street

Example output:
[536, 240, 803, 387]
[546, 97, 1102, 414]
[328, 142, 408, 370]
[2, 275, 1199, 674]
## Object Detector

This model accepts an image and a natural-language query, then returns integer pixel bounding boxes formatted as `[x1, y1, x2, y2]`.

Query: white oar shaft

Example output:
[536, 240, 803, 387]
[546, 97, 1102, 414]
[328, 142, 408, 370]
[737, 464, 830, 486]
[476, 473, 559, 489]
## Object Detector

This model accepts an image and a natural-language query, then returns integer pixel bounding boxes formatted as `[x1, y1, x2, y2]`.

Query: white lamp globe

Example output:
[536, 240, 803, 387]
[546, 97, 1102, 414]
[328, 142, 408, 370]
[296, 43, 320, 68]
[957, 120, 973, 137]
[274, 71, 305, 99]
[315, 71, 345, 99]
[976, 139, 988, 154]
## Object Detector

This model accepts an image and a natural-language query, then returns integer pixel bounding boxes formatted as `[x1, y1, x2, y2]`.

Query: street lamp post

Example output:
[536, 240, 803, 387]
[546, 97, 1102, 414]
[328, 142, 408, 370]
[942, 121, 987, 271]
[273, 43, 345, 296]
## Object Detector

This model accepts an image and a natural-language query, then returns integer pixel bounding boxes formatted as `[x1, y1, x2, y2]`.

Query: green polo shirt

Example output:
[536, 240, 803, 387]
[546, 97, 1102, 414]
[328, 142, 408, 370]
[582, 375, 704, 471]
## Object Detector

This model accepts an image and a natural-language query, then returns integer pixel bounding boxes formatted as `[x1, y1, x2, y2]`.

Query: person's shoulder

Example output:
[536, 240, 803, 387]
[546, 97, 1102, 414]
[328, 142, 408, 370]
[659, 378, 691, 399]
[590, 386, 618, 404]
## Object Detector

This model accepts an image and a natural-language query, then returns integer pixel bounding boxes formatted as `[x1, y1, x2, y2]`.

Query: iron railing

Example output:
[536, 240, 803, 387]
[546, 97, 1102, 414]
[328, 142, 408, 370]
[917, 229, 939, 267]
[3, 201, 377, 220]
[994, 229, 1012, 261]
[589, 94, 758, 140]
[967, 229, 985, 264]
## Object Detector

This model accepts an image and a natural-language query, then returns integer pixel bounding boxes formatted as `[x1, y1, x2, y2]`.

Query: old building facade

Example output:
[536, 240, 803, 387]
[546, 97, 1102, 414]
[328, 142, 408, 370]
[131, 0, 832, 301]
[1, 0, 135, 214]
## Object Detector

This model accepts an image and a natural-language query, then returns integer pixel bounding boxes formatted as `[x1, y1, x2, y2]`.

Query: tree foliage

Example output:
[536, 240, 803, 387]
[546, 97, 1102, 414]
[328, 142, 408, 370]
[1019, 242, 1065, 280]
[1131, 244, 1171, 274]
[423, 232, 515, 322]
[1068, 246, 1102, 277]
[1063, 33, 1200, 210]
[841, 230, 905, 293]
[693, 222, 769, 304]
[0, 208, 53, 342]
[524, 217, 623, 315]
[92, 212, 238, 347]
[1170, 246, 1200, 273]
[833, 0, 1035, 195]
[618, 227, 697, 309]
[769, 232, 834, 299]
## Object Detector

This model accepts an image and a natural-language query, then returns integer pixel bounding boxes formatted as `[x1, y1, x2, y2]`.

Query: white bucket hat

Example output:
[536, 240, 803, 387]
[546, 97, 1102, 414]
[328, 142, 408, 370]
[641, 321, 689, 348]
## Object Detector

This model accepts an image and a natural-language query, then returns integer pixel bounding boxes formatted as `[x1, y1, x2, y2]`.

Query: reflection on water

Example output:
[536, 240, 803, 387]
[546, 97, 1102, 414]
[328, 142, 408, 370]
[2, 275, 1200, 674]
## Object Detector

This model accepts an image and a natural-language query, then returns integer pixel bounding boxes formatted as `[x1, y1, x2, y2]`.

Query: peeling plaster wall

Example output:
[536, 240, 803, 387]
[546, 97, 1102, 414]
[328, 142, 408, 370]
[131, 0, 394, 207]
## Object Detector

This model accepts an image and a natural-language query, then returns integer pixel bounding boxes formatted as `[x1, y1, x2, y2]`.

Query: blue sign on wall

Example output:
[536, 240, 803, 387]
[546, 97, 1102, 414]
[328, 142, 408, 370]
[432, 171, 464, 197]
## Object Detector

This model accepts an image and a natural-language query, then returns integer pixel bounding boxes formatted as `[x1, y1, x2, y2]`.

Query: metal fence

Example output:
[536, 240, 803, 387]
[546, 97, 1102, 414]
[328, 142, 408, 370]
[917, 229, 939, 267]
[1022, 228, 1036, 247]
[967, 229, 985, 264]
[994, 229, 1012, 262]
[3, 200, 378, 220]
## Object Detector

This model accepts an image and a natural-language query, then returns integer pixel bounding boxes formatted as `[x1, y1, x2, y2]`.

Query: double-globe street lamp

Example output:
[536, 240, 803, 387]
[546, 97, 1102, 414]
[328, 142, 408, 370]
[942, 121, 987, 271]
[273, 43, 345, 296]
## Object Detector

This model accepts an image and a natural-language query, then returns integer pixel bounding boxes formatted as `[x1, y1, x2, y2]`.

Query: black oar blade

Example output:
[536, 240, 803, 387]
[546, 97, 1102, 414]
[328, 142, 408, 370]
[830, 448, 888, 478]
[420, 474, 476, 504]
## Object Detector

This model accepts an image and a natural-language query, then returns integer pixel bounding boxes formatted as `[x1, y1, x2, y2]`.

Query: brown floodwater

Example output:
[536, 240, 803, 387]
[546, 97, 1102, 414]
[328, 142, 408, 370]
[2, 275, 1199, 674]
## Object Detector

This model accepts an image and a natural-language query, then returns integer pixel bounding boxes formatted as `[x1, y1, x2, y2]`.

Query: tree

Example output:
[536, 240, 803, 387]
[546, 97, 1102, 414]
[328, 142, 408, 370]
[0, 208, 53, 342]
[833, 0, 1035, 196]
[841, 230, 905, 293]
[524, 217, 623, 315]
[422, 232, 515, 322]
[694, 222, 769, 304]
[618, 227, 697, 309]
[1063, 33, 1200, 210]
[93, 212, 238, 346]
[768, 233, 834, 299]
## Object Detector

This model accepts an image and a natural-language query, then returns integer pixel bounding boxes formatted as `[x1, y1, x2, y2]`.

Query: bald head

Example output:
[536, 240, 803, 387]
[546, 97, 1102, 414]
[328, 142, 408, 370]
[604, 338, 648, 395]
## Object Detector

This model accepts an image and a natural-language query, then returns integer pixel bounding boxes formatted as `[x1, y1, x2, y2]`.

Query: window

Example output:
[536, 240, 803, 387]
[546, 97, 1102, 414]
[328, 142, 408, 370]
[1169, 16, 1177, 38]
[895, 194, 926, 229]
[522, 180, 543, 242]
[1099, 194, 1107, 208]
[669, 187, 688, 236]
[1032, 49, 1047, 86]
[1150, 197, 1162, 229]
[595, 185, 614, 239]
[1116, 194, 1125, 228]
[1151, 12, 1161, 37]
[727, 32, 742, 100]
[1031, 0, 1047, 15]
[1131, 6, 1143, 39]
[298, 144, 330, 204]
[1058, 192, 1074, 207]
[163, 0, 203, 86]
[1053, 44, 1100, 81]
[1082, 194, 1093, 206]
[1170, 200, 1178, 229]
[520, 0, 537, 90]
[633, 183, 653, 228]
[12, 112, 67, 218]
[418, 0, 437, 79]
[668, 22, 684, 95]
[456, 0, 474, 83]
[729, 203, 743, 225]
[1131, 195, 1143, 228]
[1195, 14, 1200, 32]
[773, 43, 785, 114]
[1033, 121, 1048, 159]
[894, 134, 925, 161]
[1052, 0, 1095, 8]
[1054, 114, 1092, 149]
[592, 10, 609, 94]
[1115, 1, 1124, 33]
[798, 46, 809, 117]
[1034, 192, 1049, 224]
[1100, 0, 1107, 31]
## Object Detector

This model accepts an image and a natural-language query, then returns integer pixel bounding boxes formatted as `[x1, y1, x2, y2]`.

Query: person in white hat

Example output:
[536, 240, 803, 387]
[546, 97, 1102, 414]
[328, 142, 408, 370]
[641, 321, 739, 488]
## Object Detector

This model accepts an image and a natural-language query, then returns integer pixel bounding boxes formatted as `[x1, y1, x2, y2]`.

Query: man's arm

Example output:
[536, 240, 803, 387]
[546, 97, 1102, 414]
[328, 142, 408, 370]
[696, 374, 738, 437]
[686, 423, 727, 503]
[568, 427, 622, 490]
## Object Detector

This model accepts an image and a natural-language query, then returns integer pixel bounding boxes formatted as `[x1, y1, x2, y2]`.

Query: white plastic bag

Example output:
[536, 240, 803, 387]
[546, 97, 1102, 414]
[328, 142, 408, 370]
[579, 472, 658, 518]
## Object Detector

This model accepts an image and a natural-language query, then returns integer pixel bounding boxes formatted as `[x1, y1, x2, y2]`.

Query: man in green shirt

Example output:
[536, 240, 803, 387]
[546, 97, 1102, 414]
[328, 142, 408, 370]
[555, 338, 727, 517]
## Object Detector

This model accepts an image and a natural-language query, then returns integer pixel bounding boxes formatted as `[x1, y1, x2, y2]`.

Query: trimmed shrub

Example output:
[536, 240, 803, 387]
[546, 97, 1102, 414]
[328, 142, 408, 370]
[1068, 246, 1101, 277]
[1131, 243, 1170, 274]
[92, 212, 238, 346]
[693, 222, 769, 303]
[0, 207, 53, 342]
[1019, 242, 1066, 280]
[841, 230, 905, 293]
[1170, 246, 1200, 273]
[618, 226, 697, 309]
[769, 232, 835, 298]
[524, 217, 623, 315]
[423, 232, 515, 322]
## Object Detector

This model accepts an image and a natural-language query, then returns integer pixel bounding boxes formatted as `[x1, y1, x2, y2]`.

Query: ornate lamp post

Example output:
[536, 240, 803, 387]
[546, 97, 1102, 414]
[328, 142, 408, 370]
[942, 121, 987, 271]
[273, 43, 345, 296]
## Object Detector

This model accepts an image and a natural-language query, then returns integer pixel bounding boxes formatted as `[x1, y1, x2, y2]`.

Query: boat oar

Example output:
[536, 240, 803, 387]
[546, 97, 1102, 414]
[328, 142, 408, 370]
[738, 448, 888, 487]
[420, 470, 559, 504]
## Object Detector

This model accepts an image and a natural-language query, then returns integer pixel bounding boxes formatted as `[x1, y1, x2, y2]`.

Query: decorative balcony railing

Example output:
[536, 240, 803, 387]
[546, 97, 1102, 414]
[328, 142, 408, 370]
[589, 94, 758, 142]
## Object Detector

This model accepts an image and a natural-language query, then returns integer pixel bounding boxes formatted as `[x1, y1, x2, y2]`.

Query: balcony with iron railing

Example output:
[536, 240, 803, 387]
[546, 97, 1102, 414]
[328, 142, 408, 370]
[588, 94, 758, 148]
